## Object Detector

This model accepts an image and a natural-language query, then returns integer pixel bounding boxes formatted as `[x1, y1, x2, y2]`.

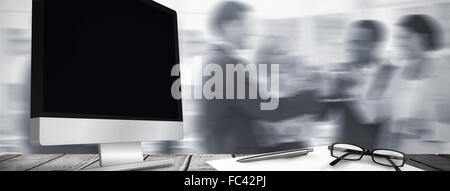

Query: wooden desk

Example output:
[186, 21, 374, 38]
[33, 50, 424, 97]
[1, 154, 449, 171]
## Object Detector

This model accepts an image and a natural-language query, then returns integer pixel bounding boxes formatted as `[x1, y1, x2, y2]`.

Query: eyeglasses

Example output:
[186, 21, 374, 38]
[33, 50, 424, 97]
[328, 143, 406, 171]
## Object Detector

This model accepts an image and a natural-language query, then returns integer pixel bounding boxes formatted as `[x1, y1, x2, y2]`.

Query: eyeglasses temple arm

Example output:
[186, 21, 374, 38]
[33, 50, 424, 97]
[330, 151, 362, 166]
[330, 152, 349, 166]
[385, 157, 401, 171]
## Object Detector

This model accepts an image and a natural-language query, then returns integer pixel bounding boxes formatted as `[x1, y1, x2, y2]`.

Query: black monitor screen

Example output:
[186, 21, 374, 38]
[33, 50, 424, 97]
[31, 0, 182, 121]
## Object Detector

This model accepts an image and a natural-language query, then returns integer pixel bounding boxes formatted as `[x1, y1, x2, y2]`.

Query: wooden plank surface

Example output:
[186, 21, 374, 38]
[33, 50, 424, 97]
[0, 154, 449, 171]
[30, 154, 99, 171]
[439, 154, 450, 160]
[143, 154, 190, 171]
[405, 156, 439, 171]
[0, 154, 20, 163]
[407, 154, 450, 171]
[187, 154, 233, 171]
[0, 154, 63, 171]
[81, 154, 148, 170]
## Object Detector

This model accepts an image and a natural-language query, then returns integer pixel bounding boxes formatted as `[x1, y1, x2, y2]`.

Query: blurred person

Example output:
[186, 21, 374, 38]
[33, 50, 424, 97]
[379, 14, 449, 153]
[253, 35, 322, 148]
[0, 29, 97, 154]
[0, 29, 32, 153]
[321, 20, 395, 148]
[255, 36, 314, 97]
[200, 1, 323, 153]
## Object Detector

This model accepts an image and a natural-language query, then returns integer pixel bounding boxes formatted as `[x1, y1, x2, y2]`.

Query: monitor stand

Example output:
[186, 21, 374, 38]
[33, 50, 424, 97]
[85, 142, 173, 171]
[99, 142, 143, 166]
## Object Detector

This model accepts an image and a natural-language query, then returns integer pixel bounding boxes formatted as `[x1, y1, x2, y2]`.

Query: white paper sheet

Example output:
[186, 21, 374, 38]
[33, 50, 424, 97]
[207, 146, 423, 171]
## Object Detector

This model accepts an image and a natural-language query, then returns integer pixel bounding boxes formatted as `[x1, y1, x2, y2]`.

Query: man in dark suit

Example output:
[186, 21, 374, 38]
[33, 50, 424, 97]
[199, 1, 323, 153]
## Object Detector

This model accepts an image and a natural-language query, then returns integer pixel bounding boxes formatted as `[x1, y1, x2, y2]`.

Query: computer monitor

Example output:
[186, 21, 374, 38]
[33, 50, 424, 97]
[31, 0, 183, 167]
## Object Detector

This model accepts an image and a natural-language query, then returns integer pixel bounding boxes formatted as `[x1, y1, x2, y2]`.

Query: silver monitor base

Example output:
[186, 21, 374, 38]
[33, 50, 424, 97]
[99, 142, 144, 167]
[91, 142, 173, 171]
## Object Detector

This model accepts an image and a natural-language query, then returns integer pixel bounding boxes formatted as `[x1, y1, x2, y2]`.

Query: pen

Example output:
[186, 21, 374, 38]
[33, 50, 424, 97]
[237, 148, 314, 163]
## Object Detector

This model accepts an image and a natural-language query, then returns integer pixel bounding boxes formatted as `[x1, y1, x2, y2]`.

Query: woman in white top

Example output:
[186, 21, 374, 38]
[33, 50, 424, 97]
[378, 14, 450, 153]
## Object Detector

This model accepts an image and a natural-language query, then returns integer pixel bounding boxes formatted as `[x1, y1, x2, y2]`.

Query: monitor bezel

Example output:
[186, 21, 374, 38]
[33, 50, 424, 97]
[31, 0, 182, 122]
